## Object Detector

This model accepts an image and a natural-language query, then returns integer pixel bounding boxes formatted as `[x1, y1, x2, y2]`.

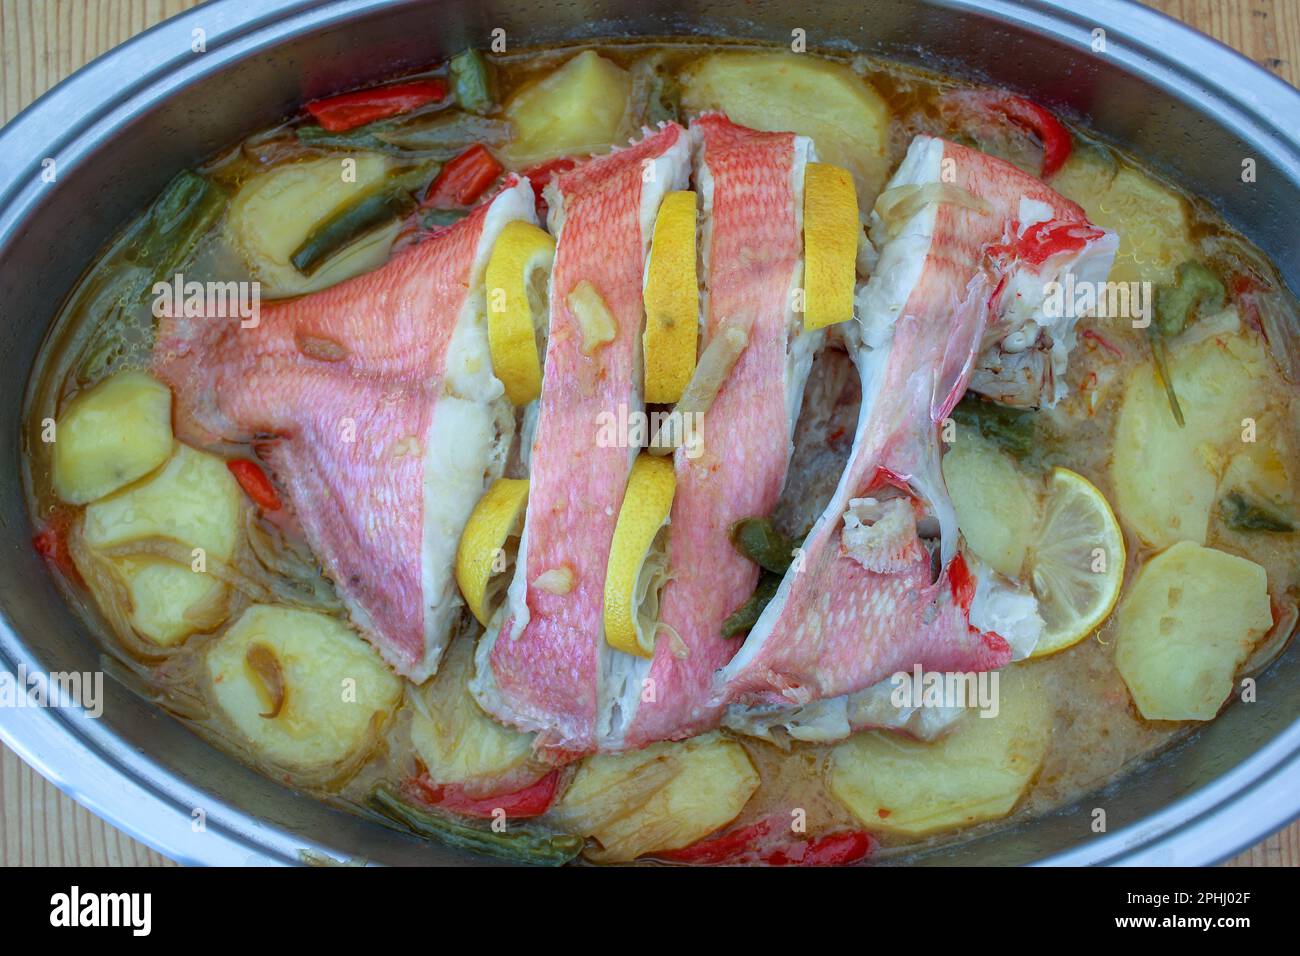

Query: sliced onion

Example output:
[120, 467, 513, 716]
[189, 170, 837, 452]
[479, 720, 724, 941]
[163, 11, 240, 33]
[649, 317, 751, 455]
[873, 182, 991, 240]
[245, 642, 287, 719]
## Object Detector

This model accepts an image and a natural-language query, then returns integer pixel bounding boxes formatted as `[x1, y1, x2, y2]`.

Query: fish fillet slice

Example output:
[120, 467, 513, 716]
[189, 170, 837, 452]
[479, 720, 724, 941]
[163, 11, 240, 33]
[718, 135, 1116, 712]
[606, 114, 819, 750]
[471, 124, 691, 754]
[155, 178, 536, 680]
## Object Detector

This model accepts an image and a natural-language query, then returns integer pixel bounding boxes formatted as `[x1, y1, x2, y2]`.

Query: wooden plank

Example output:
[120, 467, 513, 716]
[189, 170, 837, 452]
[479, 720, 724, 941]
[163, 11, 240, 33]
[0, 0, 1296, 868]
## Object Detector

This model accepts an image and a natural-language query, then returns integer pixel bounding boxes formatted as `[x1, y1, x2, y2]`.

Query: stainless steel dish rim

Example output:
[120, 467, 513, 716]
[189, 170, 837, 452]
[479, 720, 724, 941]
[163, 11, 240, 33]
[1, 0, 1298, 866]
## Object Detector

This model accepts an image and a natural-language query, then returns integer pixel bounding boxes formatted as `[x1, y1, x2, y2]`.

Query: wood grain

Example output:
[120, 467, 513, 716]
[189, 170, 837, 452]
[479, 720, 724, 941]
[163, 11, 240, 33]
[0, 0, 1296, 868]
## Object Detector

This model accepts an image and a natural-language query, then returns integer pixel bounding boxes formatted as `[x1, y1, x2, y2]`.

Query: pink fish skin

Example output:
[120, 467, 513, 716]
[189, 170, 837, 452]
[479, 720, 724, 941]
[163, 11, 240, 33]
[472, 124, 691, 754]
[155, 179, 535, 680]
[612, 114, 815, 749]
[719, 135, 1114, 710]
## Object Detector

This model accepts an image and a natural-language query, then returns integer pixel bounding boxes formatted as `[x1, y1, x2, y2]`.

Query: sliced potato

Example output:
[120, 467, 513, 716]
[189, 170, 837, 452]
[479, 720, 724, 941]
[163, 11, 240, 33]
[84, 443, 243, 560]
[1111, 331, 1273, 547]
[225, 154, 395, 298]
[410, 637, 537, 789]
[828, 667, 1052, 837]
[207, 604, 401, 772]
[942, 433, 1042, 578]
[679, 51, 890, 203]
[82, 443, 244, 647]
[52, 370, 173, 505]
[504, 51, 631, 166]
[1052, 154, 1195, 286]
[552, 733, 759, 862]
[116, 558, 229, 646]
[1115, 542, 1272, 721]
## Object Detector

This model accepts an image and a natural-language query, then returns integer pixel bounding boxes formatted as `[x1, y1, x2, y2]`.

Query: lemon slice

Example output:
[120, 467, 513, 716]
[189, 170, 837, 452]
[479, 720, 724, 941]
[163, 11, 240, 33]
[643, 190, 699, 404]
[802, 162, 858, 331]
[455, 478, 529, 626]
[486, 221, 555, 405]
[603, 456, 676, 657]
[1027, 468, 1126, 657]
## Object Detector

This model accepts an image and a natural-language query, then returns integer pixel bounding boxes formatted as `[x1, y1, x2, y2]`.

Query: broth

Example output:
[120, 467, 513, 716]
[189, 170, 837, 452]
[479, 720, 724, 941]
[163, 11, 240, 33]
[22, 38, 1300, 864]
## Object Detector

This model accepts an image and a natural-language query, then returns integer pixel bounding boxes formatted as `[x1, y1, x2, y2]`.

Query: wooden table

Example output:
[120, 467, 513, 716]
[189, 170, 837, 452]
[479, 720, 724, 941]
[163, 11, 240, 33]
[1, 0, 1297, 868]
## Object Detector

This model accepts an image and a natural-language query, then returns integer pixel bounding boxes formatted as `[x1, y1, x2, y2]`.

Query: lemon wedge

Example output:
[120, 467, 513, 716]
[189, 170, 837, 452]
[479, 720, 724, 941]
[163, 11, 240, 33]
[1027, 468, 1126, 657]
[643, 190, 699, 403]
[485, 221, 555, 405]
[603, 456, 676, 657]
[802, 162, 858, 331]
[455, 478, 529, 626]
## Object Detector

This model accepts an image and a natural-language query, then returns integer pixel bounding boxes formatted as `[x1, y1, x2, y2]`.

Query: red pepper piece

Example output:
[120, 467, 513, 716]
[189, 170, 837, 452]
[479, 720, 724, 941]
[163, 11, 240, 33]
[948, 550, 976, 613]
[227, 459, 281, 512]
[986, 92, 1072, 178]
[950, 90, 1072, 179]
[413, 769, 561, 820]
[520, 156, 579, 220]
[306, 79, 448, 133]
[658, 816, 873, 866]
[657, 819, 776, 865]
[33, 509, 79, 582]
[764, 830, 874, 867]
[423, 144, 503, 209]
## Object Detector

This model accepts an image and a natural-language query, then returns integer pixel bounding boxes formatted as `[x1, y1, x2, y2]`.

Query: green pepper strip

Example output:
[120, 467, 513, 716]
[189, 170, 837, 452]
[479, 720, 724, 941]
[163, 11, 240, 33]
[721, 572, 782, 638]
[289, 167, 434, 276]
[1220, 491, 1296, 534]
[449, 48, 495, 115]
[368, 786, 583, 866]
[729, 517, 799, 574]
[77, 170, 225, 382]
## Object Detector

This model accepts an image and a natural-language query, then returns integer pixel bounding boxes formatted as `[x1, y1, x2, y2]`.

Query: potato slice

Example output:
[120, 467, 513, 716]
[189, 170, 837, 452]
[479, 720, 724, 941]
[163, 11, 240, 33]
[679, 51, 890, 204]
[84, 443, 243, 559]
[116, 558, 229, 646]
[225, 154, 395, 298]
[1052, 153, 1195, 286]
[942, 434, 1042, 578]
[410, 637, 536, 788]
[207, 605, 401, 772]
[52, 370, 173, 505]
[1115, 542, 1272, 722]
[828, 667, 1051, 837]
[1111, 331, 1273, 548]
[83, 443, 243, 647]
[503, 51, 631, 166]
[552, 733, 759, 862]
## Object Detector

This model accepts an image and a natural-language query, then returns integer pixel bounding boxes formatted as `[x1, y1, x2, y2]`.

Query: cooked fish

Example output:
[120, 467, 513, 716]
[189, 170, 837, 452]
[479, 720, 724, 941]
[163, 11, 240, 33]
[154, 178, 536, 680]
[471, 124, 692, 754]
[718, 135, 1115, 716]
[608, 114, 821, 750]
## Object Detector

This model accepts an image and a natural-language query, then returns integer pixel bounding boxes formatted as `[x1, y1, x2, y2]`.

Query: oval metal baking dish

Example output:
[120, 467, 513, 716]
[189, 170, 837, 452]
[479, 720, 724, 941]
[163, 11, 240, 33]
[0, 0, 1297, 865]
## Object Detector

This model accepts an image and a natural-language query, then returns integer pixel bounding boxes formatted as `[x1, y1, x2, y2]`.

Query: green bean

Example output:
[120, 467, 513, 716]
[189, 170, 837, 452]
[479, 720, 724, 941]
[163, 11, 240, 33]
[721, 572, 782, 638]
[1220, 491, 1295, 534]
[297, 111, 507, 157]
[449, 48, 495, 114]
[289, 167, 433, 275]
[290, 189, 412, 275]
[368, 786, 584, 866]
